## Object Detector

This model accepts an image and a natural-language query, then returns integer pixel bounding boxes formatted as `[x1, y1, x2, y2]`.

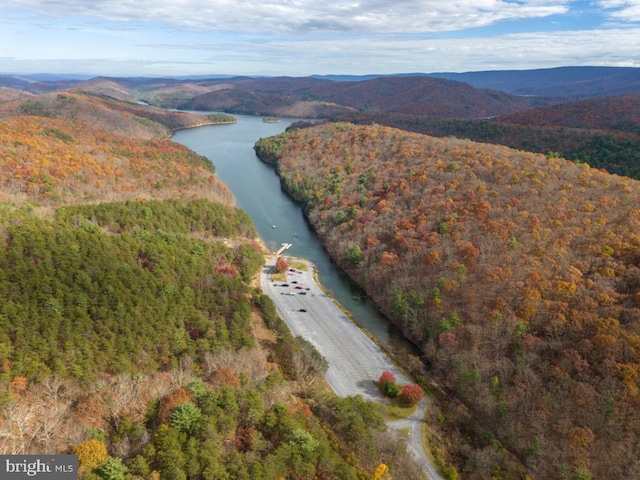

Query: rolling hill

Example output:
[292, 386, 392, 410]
[0, 92, 236, 206]
[26, 74, 556, 119]
[333, 92, 640, 179]
[4, 66, 640, 122]
[0, 91, 218, 139]
[0, 115, 233, 206]
[0, 86, 32, 102]
[0, 74, 79, 94]
[495, 93, 640, 133]
[180, 75, 554, 119]
[256, 122, 640, 479]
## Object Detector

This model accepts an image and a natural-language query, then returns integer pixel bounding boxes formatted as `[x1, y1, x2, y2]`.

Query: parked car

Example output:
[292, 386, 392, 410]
[294, 286, 303, 290]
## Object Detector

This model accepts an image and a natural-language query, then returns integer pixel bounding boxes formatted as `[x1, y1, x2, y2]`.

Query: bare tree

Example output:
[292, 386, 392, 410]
[1, 402, 41, 454]
[170, 356, 195, 388]
[108, 374, 148, 428]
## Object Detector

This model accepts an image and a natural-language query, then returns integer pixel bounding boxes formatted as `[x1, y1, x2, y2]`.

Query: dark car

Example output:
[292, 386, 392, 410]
[299, 291, 307, 295]
[299, 309, 307, 312]
[294, 286, 303, 289]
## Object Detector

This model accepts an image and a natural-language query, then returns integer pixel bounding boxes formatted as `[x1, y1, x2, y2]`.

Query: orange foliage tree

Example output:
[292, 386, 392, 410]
[275, 256, 289, 273]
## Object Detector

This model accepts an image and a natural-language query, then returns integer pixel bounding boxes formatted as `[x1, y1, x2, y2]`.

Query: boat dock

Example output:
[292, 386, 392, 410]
[276, 243, 292, 256]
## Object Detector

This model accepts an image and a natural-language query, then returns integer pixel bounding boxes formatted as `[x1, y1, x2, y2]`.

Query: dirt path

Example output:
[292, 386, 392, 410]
[261, 255, 443, 479]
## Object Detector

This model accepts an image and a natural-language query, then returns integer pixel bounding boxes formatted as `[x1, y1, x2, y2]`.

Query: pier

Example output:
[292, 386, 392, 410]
[276, 243, 292, 256]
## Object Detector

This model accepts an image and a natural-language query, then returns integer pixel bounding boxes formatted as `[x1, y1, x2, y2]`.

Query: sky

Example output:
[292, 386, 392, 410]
[1, 0, 639, 77]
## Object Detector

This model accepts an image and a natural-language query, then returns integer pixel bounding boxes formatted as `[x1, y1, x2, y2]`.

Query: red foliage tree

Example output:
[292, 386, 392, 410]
[399, 383, 424, 406]
[378, 370, 396, 387]
[235, 426, 255, 452]
[275, 256, 289, 273]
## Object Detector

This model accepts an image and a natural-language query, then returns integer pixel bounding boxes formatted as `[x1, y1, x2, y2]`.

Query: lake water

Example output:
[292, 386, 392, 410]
[172, 114, 410, 350]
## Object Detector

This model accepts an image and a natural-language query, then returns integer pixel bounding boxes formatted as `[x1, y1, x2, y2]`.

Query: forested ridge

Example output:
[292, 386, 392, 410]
[181, 75, 546, 120]
[256, 122, 640, 479]
[0, 114, 234, 206]
[0, 92, 220, 140]
[495, 94, 640, 133]
[333, 93, 640, 180]
[0, 96, 422, 479]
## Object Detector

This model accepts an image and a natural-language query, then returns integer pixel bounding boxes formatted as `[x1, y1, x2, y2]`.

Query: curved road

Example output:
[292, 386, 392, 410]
[261, 255, 442, 480]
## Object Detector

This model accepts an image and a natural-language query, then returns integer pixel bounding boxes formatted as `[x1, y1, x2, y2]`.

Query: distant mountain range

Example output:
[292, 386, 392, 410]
[1, 66, 640, 122]
[180, 75, 550, 119]
[310, 66, 640, 98]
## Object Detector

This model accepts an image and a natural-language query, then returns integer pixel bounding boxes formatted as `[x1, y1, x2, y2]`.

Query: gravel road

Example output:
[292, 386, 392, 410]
[261, 256, 443, 479]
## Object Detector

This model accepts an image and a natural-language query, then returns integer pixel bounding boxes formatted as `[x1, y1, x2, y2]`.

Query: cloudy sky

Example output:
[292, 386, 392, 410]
[1, 0, 639, 77]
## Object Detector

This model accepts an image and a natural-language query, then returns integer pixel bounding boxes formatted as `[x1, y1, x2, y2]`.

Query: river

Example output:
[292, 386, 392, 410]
[172, 114, 411, 351]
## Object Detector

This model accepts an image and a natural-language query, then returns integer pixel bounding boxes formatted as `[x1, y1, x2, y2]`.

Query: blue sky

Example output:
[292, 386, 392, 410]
[1, 1, 639, 77]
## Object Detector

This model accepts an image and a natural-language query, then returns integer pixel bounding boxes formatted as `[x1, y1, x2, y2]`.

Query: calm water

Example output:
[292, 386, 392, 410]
[172, 114, 409, 349]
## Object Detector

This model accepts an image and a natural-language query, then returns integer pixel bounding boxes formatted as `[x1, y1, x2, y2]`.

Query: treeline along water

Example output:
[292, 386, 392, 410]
[172, 114, 413, 351]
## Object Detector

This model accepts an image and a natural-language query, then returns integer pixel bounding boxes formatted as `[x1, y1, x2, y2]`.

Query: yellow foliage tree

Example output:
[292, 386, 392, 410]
[72, 438, 108, 471]
[373, 463, 392, 480]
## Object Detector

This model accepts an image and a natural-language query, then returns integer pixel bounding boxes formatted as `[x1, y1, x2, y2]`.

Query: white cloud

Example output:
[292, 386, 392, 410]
[597, 0, 640, 22]
[245, 27, 640, 74]
[1, 0, 571, 34]
[1, 1, 638, 76]
[2, 26, 637, 76]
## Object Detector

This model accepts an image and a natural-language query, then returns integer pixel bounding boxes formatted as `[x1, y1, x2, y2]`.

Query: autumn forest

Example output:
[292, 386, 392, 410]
[256, 120, 640, 479]
[1, 70, 640, 480]
[0, 91, 420, 480]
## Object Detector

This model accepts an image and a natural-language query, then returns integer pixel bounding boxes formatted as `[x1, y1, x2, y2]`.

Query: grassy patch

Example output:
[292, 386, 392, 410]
[290, 261, 308, 271]
[272, 272, 287, 282]
[378, 399, 418, 421]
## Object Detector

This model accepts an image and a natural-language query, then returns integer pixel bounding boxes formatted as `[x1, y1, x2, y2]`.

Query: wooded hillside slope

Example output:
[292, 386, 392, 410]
[0, 91, 217, 139]
[0, 114, 233, 206]
[256, 122, 640, 479]
[496, 93, 640, 133]
[334, 93, 640, 180]
[0, 198, 419, 479]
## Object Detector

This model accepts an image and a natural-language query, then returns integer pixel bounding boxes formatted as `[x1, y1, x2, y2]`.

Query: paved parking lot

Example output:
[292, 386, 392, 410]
[261, 256, 407, 400]
[260, 255, 442, 479]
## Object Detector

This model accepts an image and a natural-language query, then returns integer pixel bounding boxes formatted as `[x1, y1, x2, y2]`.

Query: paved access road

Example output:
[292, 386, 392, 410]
[260, 256, 442, 480]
